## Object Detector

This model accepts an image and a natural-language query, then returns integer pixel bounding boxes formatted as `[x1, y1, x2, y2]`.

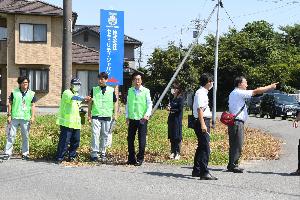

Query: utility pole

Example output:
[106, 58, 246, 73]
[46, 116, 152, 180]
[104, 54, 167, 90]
[151, 4, 218, 116]
[138, 46, 142, 68]
[212, 0, 222, 128]
[62, 0, 72, 92]
[179, 27, 183, 49]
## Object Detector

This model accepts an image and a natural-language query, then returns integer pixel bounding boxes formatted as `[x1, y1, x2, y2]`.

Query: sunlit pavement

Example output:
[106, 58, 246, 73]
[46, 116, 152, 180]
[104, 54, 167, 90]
[0, 115, 299, 200]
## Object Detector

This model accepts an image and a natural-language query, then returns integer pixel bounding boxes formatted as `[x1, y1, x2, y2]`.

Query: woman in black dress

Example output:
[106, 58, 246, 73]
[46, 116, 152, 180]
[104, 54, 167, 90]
[167, 83, 184, 160]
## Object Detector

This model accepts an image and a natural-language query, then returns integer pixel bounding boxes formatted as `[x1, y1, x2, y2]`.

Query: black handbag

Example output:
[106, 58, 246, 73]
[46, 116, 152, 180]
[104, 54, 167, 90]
[188, 107, 206, 129]
[188, 114, 195, 129]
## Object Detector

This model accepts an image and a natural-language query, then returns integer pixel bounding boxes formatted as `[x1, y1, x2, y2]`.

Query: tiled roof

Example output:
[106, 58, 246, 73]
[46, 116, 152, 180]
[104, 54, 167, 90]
[72, 42, 99, 64]
[74, 25, 142, 46]
[0, 0, 77, 18]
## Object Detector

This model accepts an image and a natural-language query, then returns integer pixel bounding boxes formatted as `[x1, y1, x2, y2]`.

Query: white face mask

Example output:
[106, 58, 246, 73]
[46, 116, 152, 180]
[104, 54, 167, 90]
[171, 88, 176, 94]
[72, 85, 81, 92]
[209, 82, 214, 90]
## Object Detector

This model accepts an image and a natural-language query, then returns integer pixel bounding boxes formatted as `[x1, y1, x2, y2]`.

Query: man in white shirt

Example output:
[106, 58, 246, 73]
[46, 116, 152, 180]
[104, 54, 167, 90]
[227, 76, 277, 173]
[192, 73, 217, 180]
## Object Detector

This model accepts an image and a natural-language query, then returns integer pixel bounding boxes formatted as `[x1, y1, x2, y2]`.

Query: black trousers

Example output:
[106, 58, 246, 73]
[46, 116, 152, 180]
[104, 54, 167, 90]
[227, 120, 244, 169]
[298, 139, 300, 169]
[127, 119, 148, 163]
[192, 118, 211, 176]
[57, 125, 80, 161]
[170, 139, 181, 154]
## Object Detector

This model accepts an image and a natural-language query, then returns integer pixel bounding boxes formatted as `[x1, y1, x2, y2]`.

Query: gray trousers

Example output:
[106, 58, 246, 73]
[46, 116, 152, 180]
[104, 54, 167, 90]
[227, 120, 244, 169]
[90, 119, 112, 158]
[5, 119, 30, 156]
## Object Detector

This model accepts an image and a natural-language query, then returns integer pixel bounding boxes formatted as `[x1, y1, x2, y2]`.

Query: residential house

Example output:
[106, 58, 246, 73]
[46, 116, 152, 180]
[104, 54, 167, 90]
[0, 0, 142, 111]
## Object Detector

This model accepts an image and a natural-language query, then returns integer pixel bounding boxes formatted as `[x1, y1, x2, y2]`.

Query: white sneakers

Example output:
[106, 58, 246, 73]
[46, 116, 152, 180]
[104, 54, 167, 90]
[169, 153, 175, 159]
[174, 154, 180, 160]
[169, 153, 180, 160]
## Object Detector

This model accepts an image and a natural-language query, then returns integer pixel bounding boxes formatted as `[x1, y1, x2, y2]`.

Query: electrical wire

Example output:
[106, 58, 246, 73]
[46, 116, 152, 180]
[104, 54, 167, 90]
[222, 6, 237, 29]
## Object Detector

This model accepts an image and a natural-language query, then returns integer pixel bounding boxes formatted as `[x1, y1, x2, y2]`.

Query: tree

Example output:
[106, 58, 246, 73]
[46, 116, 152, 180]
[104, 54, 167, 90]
[144, 21, 300, 109]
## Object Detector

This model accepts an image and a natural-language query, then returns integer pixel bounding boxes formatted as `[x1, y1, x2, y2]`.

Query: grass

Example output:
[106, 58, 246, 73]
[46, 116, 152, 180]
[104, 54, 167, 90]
[0, 110, 282, 166]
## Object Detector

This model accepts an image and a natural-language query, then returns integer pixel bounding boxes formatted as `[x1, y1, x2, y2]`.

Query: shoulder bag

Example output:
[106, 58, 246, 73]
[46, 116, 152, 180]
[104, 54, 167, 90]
[220, 104, 246, 126]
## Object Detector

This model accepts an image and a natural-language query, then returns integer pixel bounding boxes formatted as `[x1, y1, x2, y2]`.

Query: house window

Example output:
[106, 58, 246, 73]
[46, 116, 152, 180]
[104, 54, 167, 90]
[19, 24, 47, 42]
[20, 68, 49, 92]
[77, 70, 98, 96]
[84, 32, 89, 42]
[0, 27, 7, 40]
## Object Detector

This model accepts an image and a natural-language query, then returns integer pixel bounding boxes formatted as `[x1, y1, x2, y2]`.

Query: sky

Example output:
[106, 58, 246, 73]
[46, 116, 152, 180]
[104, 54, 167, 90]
[47, 0, 300, 67]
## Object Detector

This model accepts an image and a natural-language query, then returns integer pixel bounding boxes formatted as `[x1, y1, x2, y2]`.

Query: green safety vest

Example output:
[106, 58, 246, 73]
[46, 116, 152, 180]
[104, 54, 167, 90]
[11, 88, 35, 121]
[56, 89, 81, 129]
[127, 87, 150, 120]
[91, 86, 114, 117]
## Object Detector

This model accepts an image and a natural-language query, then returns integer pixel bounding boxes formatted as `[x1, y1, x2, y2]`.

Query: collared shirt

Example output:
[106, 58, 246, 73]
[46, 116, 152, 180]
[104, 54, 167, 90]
[228, 88, 253, 122]
[193, 87, 212, 118]
[125, 85, 153, 118]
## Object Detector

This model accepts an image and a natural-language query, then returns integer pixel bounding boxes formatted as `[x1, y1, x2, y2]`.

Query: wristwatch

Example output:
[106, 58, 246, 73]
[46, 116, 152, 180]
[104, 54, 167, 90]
[7, 113, 11, 116]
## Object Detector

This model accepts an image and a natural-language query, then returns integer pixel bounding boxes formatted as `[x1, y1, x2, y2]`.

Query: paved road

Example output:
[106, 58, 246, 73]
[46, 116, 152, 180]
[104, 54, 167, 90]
[0, 116, 299, 200]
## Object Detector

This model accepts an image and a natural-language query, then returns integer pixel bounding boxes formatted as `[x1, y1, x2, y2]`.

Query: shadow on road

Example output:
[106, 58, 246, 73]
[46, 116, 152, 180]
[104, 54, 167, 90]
[247, 170, 295, 177]
[181, 166, 224, 172]
[144, 171, 196, 180]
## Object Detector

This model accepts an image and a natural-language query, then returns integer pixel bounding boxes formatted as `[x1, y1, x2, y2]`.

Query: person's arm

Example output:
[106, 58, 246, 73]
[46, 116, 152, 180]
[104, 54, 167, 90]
[87, 100, 92, 123]
[197, 107, 207, 133]
[195, 91, 208, 133]
[7, 100, 12, 124]
[144, 91, 153, 120]
[113, 90, 118, 120]
[252, 83, 278, 96]
[125, 104, 129, 125]
[30, 103, 35, 123]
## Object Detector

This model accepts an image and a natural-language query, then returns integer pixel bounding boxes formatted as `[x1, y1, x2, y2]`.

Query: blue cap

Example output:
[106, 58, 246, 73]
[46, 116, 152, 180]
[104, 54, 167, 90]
[70, 78, 81, 85]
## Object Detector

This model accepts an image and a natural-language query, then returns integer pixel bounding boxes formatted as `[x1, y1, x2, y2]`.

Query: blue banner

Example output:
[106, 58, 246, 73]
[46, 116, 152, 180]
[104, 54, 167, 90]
[100, 9, 124, 85]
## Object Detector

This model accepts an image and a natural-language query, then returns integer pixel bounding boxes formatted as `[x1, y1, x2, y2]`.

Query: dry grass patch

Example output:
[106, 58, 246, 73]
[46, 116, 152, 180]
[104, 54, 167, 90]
[0, 111, 282, 166]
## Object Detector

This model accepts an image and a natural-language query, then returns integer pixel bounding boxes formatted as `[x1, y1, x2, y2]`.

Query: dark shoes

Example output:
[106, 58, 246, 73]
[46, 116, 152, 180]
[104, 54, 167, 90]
[227, 167, 244, 173]
[290, 169, 300, 176]
[22, 155, 30, 161]
[200, 173, 218, 180]
[90, 157, 99, 162]
[91, 154, 107, 163]
[192, 171, 217, 180]
[192, 171, 201, 177]
[127, 160, 143, 166]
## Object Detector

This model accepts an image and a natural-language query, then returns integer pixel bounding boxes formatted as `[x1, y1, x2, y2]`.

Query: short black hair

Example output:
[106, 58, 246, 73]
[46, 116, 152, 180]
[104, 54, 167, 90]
[98, 72, 108, 79]
[234, 76, 246, 87]
[17, 76, 29, 84]
[200, 73, 213, 87]
[131, 72, 143, 81]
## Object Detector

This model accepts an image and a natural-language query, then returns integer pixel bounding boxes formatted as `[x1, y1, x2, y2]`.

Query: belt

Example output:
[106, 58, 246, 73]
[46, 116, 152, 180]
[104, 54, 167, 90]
[234, 119, 244, 123]
[194, 117, 211, 120]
